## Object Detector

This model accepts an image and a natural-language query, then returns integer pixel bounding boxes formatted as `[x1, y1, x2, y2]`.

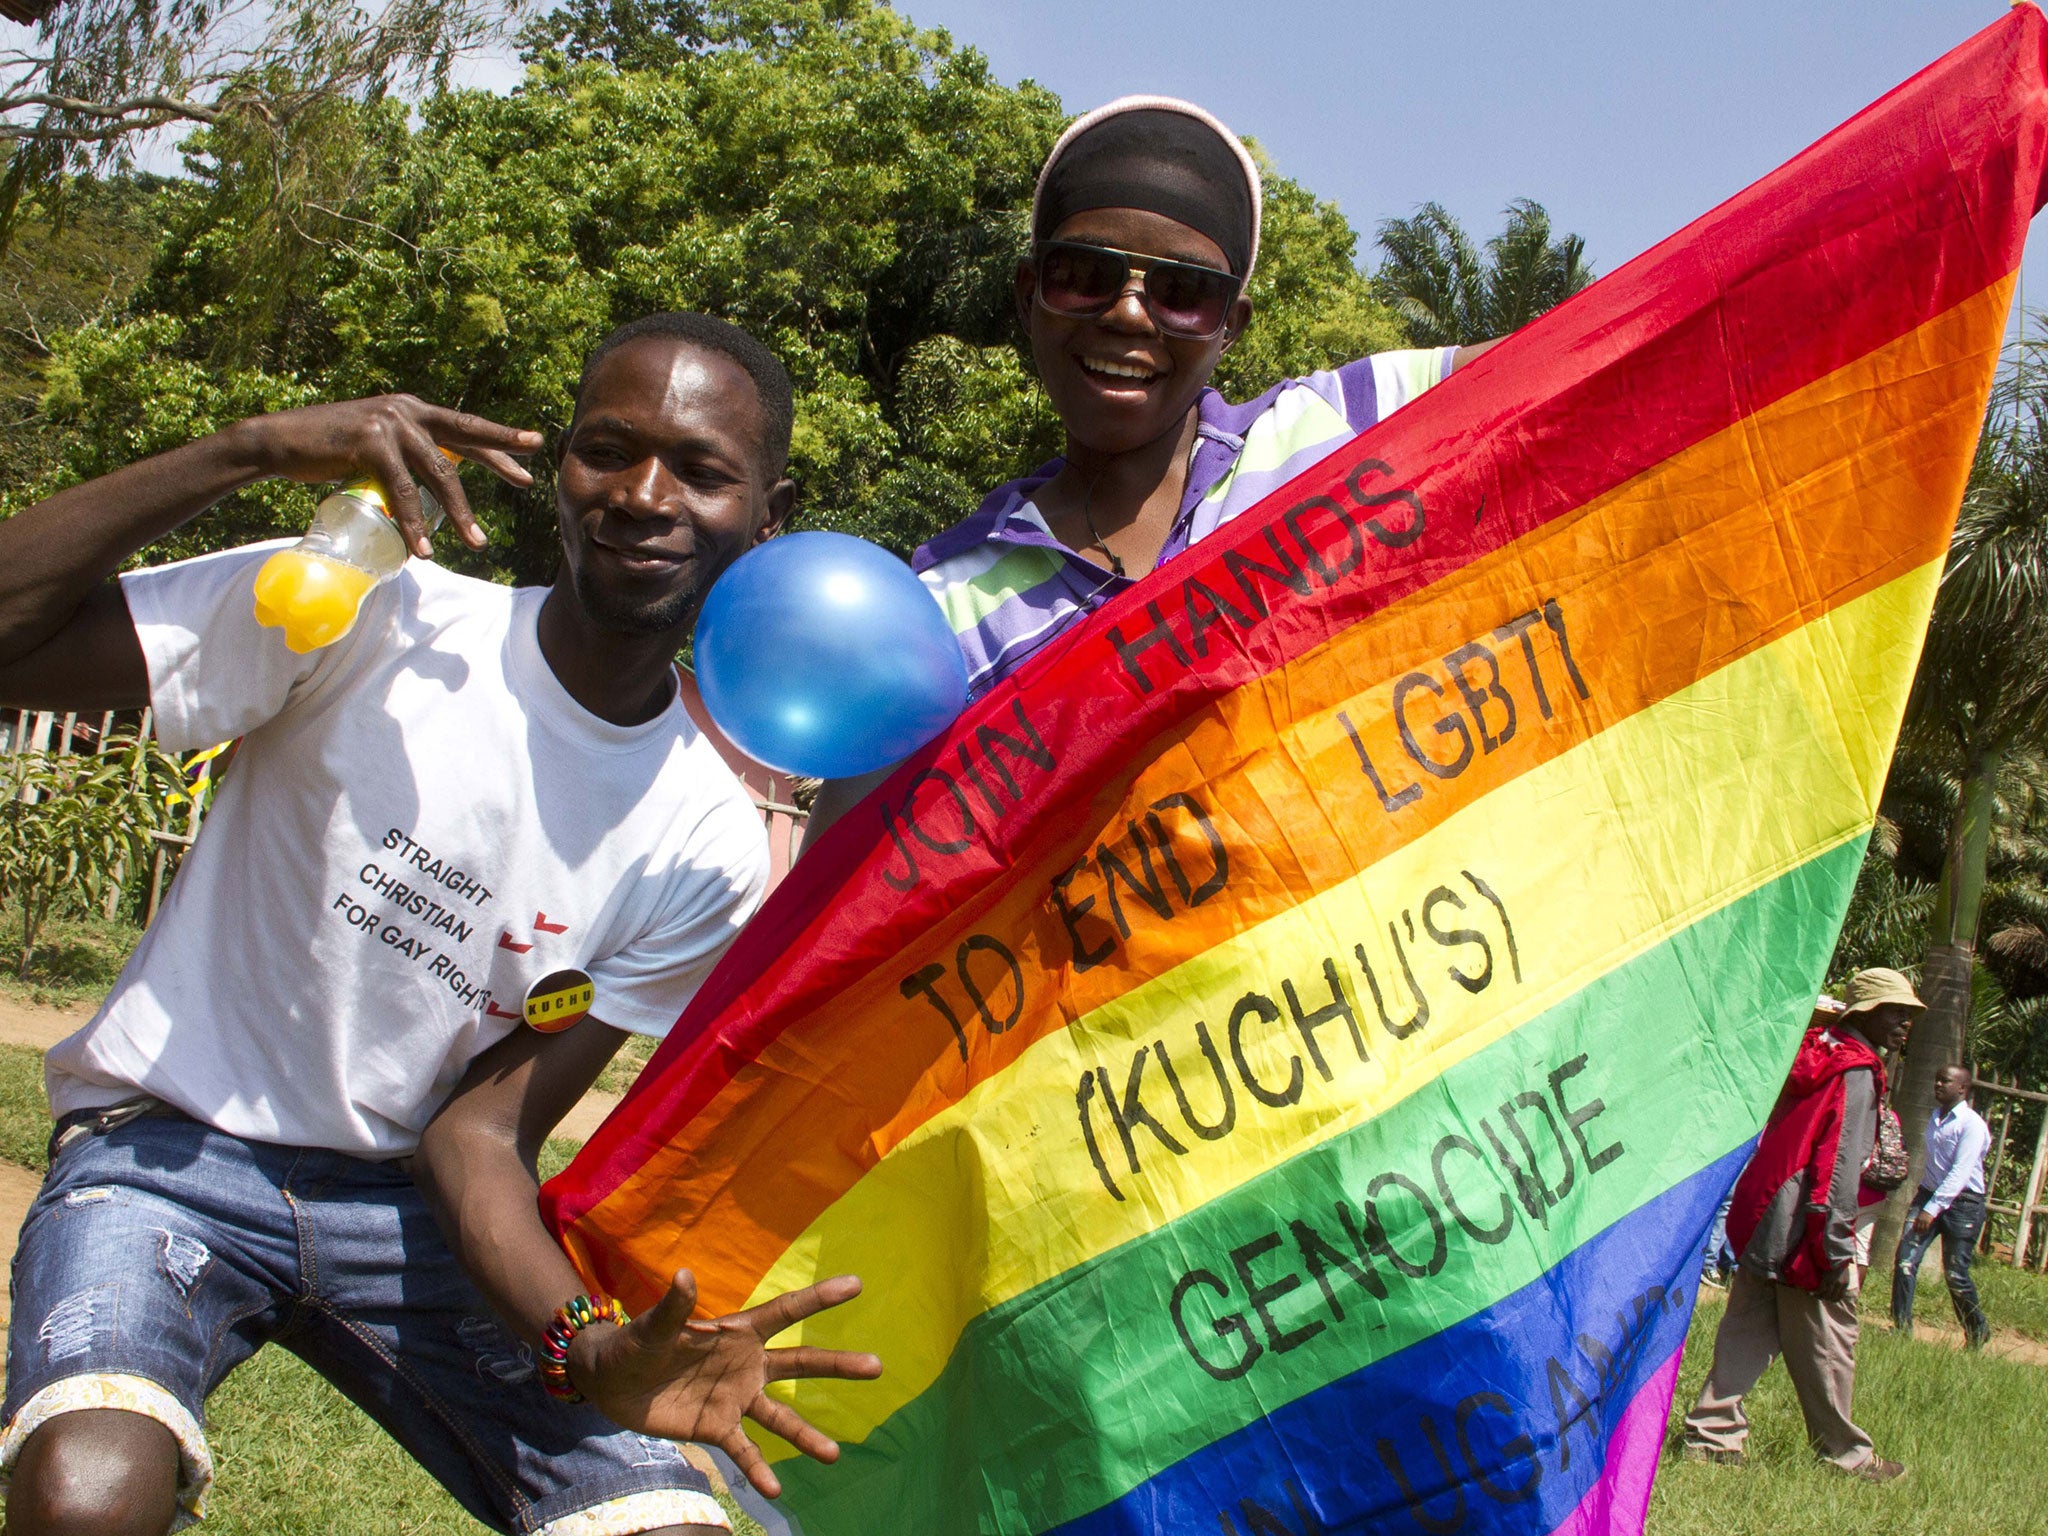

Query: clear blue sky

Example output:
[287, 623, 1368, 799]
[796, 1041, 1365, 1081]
[892, 0, 2045, 342]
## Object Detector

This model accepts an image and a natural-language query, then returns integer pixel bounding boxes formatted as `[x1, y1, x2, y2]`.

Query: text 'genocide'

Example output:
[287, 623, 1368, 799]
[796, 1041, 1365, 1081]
[1173, 1052, 1643, 1536]
[1166, 1051, 1622, 1384]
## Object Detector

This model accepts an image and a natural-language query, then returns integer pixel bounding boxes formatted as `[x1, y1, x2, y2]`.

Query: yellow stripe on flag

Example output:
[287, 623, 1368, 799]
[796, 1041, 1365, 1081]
[747, 568, 1933, 1455]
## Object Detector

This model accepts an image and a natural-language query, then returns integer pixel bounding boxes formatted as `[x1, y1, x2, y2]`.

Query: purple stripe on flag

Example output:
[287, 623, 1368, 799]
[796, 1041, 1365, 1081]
[1541, 1347, 1684, 1536]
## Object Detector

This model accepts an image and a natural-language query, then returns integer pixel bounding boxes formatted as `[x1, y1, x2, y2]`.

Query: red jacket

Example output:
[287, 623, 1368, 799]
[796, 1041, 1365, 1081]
[1726, 1024, 1887, 1290]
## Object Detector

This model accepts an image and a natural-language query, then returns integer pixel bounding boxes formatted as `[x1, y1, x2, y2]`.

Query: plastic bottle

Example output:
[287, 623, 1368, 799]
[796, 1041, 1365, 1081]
[252, 474, 444, 653]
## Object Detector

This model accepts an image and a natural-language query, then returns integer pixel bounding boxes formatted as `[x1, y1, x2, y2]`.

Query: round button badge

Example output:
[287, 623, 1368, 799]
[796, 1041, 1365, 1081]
[524, 968, 594, 1033]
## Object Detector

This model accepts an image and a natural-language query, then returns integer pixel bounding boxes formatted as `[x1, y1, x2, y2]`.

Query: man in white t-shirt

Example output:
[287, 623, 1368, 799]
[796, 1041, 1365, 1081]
[0, 312, 878, 1536]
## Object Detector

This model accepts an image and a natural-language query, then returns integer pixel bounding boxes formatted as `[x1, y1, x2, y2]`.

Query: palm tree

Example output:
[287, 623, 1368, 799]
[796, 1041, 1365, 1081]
[1372, 198, 1593, 346]
[1866, 365, 2048, 1279]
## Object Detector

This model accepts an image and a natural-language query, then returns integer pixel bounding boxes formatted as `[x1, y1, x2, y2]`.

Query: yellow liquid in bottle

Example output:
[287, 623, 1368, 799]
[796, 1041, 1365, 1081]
[252, 549, 379, 653]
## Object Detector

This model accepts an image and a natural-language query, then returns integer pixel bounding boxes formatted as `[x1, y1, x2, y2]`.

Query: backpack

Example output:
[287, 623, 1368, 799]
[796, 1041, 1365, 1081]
[1863, 1104, 1910, 1192]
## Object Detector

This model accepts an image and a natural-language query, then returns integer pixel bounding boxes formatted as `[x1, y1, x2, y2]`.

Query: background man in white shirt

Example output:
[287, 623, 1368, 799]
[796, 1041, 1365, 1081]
[1890, 1064, 1993, 1348]
[0, 312, 879, 1536]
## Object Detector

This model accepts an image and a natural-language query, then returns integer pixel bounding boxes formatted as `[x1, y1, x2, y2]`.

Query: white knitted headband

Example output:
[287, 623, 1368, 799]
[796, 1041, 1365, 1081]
[1031, 94, 1265, 285]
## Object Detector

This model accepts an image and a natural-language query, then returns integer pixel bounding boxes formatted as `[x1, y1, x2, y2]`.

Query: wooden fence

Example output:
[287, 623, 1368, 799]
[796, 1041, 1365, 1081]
[1979, 1076, 2048, 1271]
[4, 706, 208, 924]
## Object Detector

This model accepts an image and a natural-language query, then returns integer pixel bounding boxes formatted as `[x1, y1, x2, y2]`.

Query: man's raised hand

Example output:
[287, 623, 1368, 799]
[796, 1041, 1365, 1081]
[232, 395, 544, 558]
[568, 1269, 883, 1499]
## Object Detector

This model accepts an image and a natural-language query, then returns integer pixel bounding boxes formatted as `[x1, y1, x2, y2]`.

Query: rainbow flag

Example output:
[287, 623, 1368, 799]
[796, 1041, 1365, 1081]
[544, 13, 2048, 1533]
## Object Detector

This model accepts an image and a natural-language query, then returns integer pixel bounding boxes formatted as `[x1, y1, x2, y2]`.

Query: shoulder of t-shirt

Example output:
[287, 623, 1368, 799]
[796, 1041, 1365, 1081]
[1331, 347, 1456, 427]
[657, 733, 773, 887]
[121, 540, 286, 582]
[118, 541, 341, 727]
[317, 564, 526, 696]
[403, 558, 526, 612]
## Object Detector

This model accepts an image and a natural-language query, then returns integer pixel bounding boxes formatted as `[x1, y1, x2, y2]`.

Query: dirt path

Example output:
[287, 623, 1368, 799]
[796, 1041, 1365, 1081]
[555, 1086, 621, 1143]
[0, 994, 91, 1052]
[1904, 1318, 2048, 1367]
[0, 1162, 39, 1332]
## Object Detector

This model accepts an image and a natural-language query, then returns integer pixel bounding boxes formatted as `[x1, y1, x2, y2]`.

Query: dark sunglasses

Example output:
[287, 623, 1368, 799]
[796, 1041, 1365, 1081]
[1032, 240, 1243, 340]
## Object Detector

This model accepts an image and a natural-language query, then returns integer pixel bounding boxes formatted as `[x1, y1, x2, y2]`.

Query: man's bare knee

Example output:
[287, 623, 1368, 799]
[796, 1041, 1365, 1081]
[5, 1407, 181, 1536]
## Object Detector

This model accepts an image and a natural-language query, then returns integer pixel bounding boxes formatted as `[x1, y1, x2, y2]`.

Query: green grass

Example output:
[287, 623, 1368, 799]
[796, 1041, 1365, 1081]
[205, 1351, 761, 1534]
[593, 1030, 659, 1097]
[0, 1041, 51, 1171]
[538, 1136, 581, 1183]
[185, 1259, 2048, 1536]
[0, 901, 142, 1007]
[1653, 1285, 2048, 1534]
[203, 1350, 491, 1535]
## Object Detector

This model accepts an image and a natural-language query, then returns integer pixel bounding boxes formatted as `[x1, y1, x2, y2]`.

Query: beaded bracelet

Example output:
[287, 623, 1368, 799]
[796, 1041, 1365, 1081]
[538, 1293, 628, 1402]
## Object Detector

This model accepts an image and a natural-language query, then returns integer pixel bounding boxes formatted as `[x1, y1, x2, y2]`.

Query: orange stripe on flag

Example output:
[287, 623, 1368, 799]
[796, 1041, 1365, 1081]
[563, 280, 2004, 1313]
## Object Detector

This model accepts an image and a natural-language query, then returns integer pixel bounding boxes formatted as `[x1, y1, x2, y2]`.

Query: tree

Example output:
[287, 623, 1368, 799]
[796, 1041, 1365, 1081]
[1858, 362, 2048, 1282]
[5, 0, 1414, 572]
[0, 0, 518, 238]
[1834, 748, 2048, 1091]
[1373, 198, 1592, 346]
[521, 0, 708, 68]
[0, 171, 164, 490]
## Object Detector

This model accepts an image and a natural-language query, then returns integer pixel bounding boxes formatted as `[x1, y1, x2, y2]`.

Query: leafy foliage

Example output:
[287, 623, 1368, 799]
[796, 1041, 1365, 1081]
[0, 172, 166, 491]
[521, 0, 709, 68]
[0, 731, 189, 972]
[2, 0, 1415, 573]
[1836, 746, 2048, 1088]
[1373, 198, 1592, 346]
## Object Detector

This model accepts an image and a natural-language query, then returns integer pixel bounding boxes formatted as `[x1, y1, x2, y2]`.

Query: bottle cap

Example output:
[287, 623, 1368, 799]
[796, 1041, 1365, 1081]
[341, 449, 461, 530]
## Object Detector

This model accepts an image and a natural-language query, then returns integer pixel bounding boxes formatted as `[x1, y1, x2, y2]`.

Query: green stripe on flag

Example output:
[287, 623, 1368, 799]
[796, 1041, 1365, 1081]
[774, 836, 1864, 1533]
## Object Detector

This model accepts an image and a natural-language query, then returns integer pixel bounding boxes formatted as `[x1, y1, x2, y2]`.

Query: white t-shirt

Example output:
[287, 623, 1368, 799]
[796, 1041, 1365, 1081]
[45, 546, 770, 1157]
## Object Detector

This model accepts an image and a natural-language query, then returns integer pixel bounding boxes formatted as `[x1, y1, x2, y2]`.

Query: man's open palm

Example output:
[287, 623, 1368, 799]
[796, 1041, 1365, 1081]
[576, 1269, 883, 1498]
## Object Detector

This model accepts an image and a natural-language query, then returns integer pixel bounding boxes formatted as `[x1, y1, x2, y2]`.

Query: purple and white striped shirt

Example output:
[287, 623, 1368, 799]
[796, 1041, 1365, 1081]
[912, 348, 1456, 699]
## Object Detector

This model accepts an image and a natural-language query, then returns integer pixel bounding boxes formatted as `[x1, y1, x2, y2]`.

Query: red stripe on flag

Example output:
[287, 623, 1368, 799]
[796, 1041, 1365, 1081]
[545, 8, 2048, 1238]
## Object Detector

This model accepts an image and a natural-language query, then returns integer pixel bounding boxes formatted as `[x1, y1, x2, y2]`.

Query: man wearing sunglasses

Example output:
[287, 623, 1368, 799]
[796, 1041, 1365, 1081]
[810, 94, 1497, 835]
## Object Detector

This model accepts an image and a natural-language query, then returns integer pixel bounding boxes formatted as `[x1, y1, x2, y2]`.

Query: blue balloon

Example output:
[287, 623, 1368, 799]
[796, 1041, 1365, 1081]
[694, 531, 969, 779]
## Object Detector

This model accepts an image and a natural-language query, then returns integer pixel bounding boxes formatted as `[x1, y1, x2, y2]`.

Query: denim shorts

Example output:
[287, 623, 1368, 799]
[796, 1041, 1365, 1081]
[1, 1108, 754, 1534]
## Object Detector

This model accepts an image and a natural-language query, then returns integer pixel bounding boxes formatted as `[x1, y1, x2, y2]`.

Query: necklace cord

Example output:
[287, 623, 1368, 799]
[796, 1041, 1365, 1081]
[1076, 472, 1126, 578]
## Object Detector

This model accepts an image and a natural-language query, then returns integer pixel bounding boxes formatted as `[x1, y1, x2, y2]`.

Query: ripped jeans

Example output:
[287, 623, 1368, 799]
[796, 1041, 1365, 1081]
[2, 1106, 736, 1534]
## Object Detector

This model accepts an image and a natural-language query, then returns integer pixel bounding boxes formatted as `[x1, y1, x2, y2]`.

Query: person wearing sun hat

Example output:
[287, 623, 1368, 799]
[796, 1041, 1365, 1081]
[807, 94, 1501, 835]
[1682, 967, 1923, 1483]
